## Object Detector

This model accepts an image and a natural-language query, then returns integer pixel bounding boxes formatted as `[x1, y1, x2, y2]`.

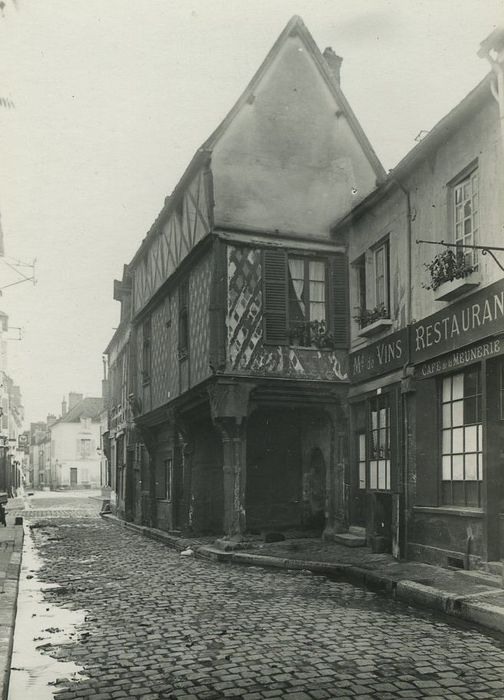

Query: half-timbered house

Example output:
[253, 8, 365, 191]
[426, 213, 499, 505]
[105, 16, 385, 539]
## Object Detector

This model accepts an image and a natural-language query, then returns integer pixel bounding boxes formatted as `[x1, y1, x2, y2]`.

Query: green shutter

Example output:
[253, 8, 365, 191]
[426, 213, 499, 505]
[263, 249, 287, 345]
[330, 254, 348, 348]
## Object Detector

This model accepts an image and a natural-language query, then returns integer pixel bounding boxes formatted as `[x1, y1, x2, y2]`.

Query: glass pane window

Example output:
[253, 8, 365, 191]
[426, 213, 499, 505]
[368, 395, 391, 492]
[358, 433, 366, 489]
[454, 169, 479, 268]
[374, 242, 389, 312]
[287, 256, 328, 344]
[441, 368, 482, 506]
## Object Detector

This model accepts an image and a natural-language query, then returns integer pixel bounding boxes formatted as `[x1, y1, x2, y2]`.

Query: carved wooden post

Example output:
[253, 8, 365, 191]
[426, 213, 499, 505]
[208, 382, 255, 539]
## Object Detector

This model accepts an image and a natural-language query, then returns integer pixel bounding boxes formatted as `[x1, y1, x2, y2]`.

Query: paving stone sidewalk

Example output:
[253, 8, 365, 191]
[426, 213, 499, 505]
[102, 515, 504, 637]
[0, 499, 25, 700]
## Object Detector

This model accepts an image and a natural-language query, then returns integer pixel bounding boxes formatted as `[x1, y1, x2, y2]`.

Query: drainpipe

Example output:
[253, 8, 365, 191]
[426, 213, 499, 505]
[390, 176, 413, 559]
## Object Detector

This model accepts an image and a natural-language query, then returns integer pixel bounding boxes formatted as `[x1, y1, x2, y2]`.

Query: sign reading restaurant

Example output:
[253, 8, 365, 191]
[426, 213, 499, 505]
[349, 278, 504, 383]
[412, 277, 504, 363]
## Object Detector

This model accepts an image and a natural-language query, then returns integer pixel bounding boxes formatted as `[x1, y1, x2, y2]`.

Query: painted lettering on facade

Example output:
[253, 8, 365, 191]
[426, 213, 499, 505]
[413, 280, 504, 363]
[350, 329, 407, 382]
[417, 338, 503, 378]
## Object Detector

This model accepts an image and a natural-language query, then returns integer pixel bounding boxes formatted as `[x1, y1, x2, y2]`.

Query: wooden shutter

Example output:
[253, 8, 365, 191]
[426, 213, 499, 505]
[330, 254, 348, 348]
[263, 249, 287, 345]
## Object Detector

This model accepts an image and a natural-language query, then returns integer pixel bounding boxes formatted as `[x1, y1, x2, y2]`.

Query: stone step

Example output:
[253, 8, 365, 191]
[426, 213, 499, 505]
[486, 561, 503, 577]
[349, 526, 366, 537]
[333, 532, 366, 548]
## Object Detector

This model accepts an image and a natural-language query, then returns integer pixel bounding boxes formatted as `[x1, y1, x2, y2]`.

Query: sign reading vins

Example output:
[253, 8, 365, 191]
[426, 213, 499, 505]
[350, 328, 408, 382]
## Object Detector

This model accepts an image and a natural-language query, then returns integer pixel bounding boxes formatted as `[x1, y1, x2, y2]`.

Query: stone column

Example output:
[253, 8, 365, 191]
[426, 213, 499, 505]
[322, 403, 348, 540]
[208, 382, 255, 540]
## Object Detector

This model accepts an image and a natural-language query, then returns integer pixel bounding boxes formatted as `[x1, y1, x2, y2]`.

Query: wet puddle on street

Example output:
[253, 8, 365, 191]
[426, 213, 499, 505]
[8, 525, 87, 700]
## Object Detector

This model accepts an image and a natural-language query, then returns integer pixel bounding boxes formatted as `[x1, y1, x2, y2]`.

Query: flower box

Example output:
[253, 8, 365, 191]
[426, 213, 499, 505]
[358, 317, 393, 337]
[434, 273, 480, 302]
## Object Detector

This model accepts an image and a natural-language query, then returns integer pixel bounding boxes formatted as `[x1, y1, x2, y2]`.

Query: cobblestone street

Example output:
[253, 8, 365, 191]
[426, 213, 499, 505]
[11, 495, 504, 700]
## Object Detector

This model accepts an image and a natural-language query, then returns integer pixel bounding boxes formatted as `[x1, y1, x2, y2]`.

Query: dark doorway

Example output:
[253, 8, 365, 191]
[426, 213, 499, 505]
[246, 409, 302, 531]
[70, 468, 78, 487]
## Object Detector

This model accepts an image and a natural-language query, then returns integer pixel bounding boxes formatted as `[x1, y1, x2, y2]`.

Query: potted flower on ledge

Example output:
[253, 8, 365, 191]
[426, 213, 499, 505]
[353, 303, 392, 337]
[423, 249, 479, 302]
[288, 320, 335, 349]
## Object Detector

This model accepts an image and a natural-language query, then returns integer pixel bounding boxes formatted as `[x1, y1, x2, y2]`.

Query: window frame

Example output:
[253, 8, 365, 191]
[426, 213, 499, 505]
[287, 254, 329, 328]
[449, 161, 479, 270]
[373, 239, 390, 315]
[155, 450, 173, 501]
[440, 366, 483, 507]
[178, 279, 189, 360]
[142, 316, 152, 385]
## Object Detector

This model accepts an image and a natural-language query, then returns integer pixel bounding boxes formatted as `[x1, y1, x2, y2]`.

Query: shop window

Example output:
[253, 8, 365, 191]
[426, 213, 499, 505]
[263, 249, 347, 347]
[499, 360, 504, 421]
[178, 281, 189, 359]
[358, 432, 366, 489]
[369, 395, 391, 491]
[453, 167, 479, 269]
[441, 367, 482, 507]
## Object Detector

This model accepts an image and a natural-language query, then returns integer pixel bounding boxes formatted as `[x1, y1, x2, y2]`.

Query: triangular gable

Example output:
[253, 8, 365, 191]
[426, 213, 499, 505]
[203, 15, 385, 183]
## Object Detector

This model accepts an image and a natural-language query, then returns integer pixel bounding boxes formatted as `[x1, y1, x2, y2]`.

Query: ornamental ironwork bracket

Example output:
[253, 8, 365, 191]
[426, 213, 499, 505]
[416, 239, 504, 273]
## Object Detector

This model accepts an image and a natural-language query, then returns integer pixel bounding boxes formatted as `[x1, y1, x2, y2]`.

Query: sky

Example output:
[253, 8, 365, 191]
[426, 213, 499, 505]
[0, 0, 502, 423]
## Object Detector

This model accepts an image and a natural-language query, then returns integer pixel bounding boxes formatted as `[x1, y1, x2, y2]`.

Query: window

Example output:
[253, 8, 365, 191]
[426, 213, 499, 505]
[287, 256, 327, 345]
[358, 432, 366, 489]
[263, 249, 347, 347]
[79, 438, 93, 458]
[441, 367, 482, 507]
[374, 241, 390, 313]
[454, 168, 479, 269]
[142, 317, 152, 383]
[500, 360, 504, 421]
[369, 395, 391, 491]
[178, 281, 189, 359]
[155, 454, 172, 500]
[355, 255, 366, 316]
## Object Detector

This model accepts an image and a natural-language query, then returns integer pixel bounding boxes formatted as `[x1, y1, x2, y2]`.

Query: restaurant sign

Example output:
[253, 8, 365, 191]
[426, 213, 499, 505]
[349, 328, 408, 383]
[416, 336, 504, 379]
[412, 277, 504, 364]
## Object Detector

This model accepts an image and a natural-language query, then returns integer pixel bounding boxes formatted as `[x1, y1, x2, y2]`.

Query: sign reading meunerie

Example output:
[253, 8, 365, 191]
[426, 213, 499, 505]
[417, 337, 503, 378]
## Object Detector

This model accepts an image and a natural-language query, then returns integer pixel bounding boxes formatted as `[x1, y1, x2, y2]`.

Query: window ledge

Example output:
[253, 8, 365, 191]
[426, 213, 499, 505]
[413, 505, 484, 518]
[433, 273, 481, 302]
[357, 318, 392, 338]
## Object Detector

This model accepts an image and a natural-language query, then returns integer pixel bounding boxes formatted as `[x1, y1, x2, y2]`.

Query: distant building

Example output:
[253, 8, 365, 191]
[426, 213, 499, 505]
[48, 394, 103, 489]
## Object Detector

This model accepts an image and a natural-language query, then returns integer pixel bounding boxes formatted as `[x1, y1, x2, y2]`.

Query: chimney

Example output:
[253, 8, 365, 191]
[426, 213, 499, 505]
[323, 47, 343, 85]
[68, 392, 83, 410]
[61, 396, 67, 417]
[46, 414, 57, 427]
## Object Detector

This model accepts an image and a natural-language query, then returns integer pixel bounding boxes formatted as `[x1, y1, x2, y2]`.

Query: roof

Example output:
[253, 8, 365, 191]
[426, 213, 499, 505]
[56, 397, 103, 424]
[331, 72, 494, 233]
[127, 15, 386, 270]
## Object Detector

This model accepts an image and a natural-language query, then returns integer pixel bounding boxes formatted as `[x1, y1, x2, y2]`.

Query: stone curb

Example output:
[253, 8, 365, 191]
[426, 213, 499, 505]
[0, 525, 24, 700]
[100, 514, 504, 636]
